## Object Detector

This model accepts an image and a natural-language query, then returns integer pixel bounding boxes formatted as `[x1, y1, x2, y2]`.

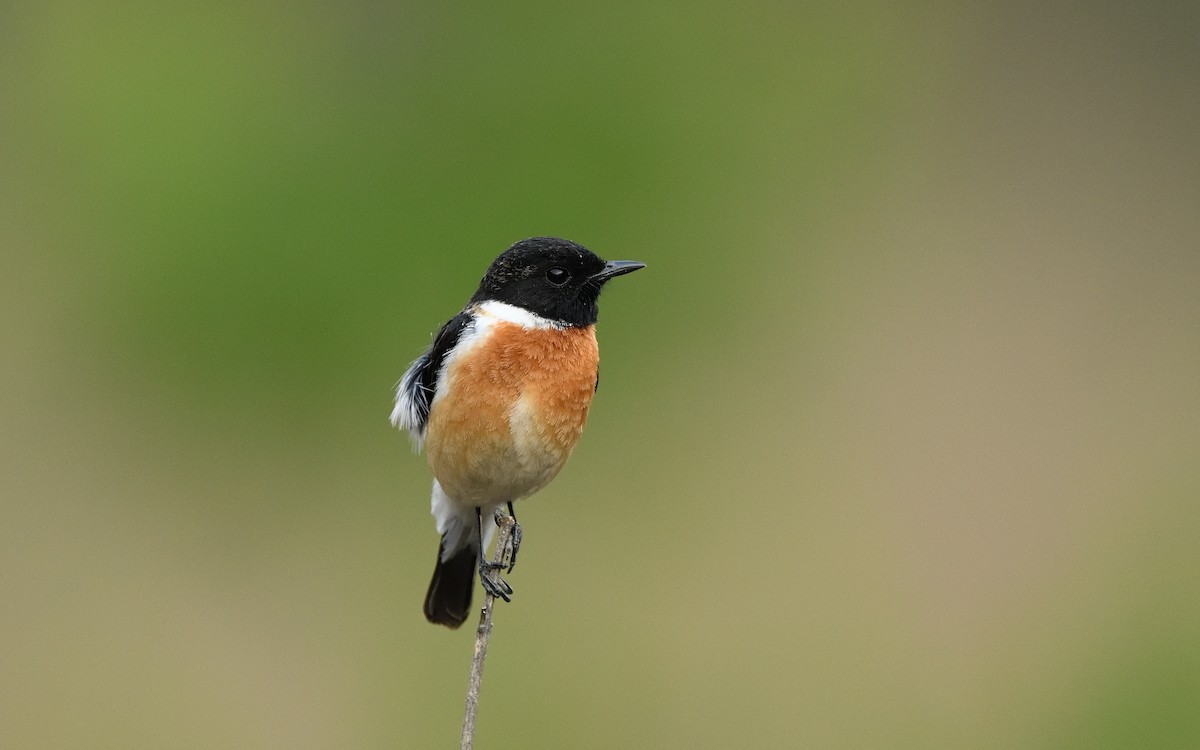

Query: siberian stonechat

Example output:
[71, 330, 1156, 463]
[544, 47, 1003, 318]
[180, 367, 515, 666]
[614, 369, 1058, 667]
[391, 237, 643, 628]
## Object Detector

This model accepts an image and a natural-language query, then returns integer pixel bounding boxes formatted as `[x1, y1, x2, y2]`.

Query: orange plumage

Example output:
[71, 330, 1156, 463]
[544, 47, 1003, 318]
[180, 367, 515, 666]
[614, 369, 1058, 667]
[425, 321, 599, 506]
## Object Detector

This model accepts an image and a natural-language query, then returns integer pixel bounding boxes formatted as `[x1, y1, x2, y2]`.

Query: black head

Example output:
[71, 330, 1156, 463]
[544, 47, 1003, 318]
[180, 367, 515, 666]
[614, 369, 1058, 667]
[469, 237, 644, 326]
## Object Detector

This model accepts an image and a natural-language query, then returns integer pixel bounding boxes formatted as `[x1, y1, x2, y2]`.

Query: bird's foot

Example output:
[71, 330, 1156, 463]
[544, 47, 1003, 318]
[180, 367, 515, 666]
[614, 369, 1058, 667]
[477, 507, 521, 601]
[494, 505, 523, 573]
[505, 518, 523, 573]
[478, 558, 513, 602]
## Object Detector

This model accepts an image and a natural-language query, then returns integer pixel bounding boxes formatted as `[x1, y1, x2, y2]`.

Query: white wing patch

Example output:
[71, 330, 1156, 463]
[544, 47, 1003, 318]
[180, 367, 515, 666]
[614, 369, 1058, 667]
[390, 350, 433, 447]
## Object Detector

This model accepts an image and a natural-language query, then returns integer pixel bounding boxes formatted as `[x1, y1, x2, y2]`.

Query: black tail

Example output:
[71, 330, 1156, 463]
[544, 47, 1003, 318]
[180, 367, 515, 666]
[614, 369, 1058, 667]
[423, 538, 476, 628]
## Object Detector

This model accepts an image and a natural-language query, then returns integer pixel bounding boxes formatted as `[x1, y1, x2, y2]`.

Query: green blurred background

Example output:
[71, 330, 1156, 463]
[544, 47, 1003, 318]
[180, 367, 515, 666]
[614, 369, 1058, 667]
[3, 1, 1198, 747]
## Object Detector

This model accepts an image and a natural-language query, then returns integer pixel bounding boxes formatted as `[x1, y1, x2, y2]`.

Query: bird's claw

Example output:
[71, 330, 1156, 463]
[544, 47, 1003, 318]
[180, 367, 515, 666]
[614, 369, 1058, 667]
[478, 507, 521, 602]
[479, 567, 513, 602]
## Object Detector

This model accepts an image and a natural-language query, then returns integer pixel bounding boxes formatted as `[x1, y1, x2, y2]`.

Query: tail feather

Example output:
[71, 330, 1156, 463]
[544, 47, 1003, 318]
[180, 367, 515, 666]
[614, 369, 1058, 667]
[423, 539, 477, 628]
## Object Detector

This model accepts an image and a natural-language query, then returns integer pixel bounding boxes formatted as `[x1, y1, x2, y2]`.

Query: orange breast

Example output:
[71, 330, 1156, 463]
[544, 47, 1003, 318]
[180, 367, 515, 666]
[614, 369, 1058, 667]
[425, 322, 599, 505]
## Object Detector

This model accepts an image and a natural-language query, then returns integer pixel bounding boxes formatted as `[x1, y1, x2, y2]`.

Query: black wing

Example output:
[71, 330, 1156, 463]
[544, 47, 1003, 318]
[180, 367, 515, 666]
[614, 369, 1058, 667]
[391, 311, 472, 438]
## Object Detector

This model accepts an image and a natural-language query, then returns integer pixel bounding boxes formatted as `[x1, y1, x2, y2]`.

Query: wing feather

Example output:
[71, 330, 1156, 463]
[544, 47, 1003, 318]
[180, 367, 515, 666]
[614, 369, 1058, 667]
[390, 312, 471, 447]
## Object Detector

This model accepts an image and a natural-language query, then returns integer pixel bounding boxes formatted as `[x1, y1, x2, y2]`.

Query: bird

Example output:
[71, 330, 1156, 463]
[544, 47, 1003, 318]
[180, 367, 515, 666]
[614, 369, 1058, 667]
[390, 237, 644, 628]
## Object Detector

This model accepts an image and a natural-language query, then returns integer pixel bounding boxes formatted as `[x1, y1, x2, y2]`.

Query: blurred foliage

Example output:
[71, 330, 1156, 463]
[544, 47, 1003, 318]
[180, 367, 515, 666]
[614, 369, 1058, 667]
[3, 1, 1199, 748]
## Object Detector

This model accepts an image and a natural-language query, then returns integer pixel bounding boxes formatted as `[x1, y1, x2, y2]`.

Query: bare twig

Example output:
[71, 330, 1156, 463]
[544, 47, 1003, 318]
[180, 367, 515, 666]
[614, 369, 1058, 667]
[460, 508, 516, 750]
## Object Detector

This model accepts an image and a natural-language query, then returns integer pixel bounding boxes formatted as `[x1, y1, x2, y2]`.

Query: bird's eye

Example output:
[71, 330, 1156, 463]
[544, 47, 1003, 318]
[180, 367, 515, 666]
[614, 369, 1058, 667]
[546, 267, 569, 285]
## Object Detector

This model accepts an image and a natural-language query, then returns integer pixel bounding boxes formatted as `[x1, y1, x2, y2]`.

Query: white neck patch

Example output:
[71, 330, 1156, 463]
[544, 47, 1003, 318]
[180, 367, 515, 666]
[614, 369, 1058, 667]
[477, 300, 565, 330]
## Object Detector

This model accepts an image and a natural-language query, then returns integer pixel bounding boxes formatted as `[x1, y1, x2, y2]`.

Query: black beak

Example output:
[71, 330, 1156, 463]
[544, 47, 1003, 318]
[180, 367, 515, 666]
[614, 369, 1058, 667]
[592, 260, 645, 282]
